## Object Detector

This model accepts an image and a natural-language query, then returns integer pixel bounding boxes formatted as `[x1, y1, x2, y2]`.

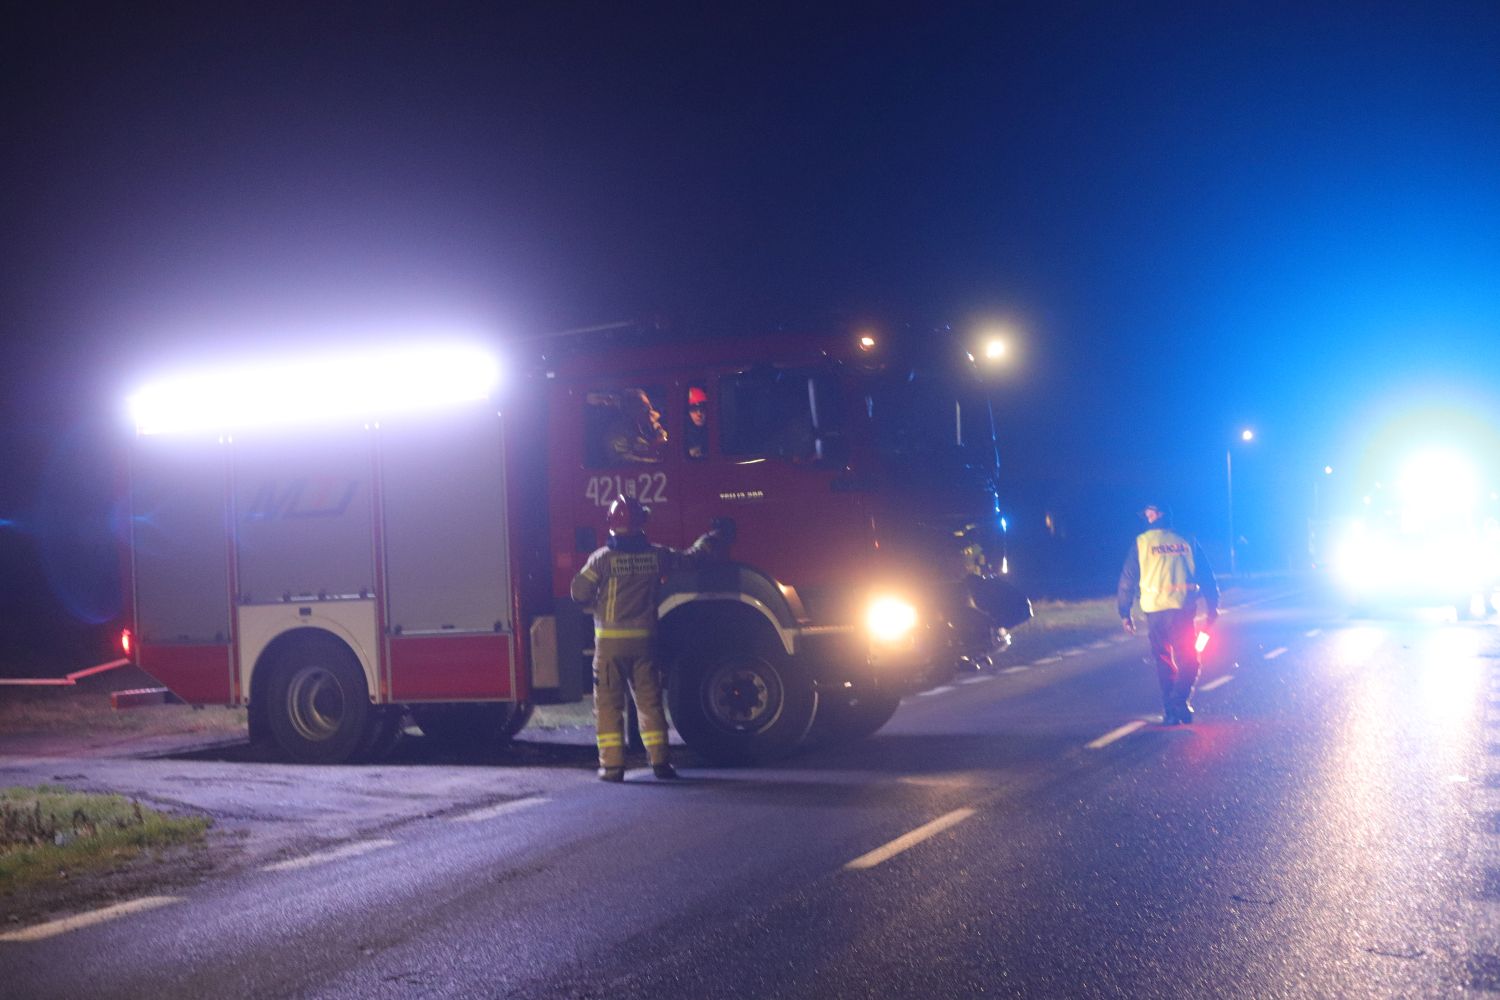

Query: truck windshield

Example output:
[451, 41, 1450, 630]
[864, 371, 997, 471]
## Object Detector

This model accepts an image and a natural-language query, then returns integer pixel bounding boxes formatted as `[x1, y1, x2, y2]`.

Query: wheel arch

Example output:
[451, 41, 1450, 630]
[659, 563, 801, 657]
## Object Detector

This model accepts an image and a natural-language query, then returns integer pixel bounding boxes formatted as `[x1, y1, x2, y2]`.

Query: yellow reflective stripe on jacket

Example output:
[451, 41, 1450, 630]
[640, 730, 668, 747]
[595, 627, 653, 639]
[580, 566, 599, 582]
[1136, 529, 1199, 612]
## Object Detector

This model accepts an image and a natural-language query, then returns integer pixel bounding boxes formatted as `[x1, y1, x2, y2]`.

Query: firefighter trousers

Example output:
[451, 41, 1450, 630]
[1145, 607, 1200, 698]
[593, 636, 671, 768]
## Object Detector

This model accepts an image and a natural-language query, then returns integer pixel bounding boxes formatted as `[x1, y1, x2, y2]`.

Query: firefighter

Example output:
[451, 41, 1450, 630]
[603, 387, 668, 464]
[684, 385, 709, 460]
[1117, 502, 1220, 724]
[570, 495, 733, 781]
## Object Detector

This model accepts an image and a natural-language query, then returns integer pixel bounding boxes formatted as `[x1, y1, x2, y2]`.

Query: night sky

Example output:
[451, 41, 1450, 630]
[4, 3, 1500, 642]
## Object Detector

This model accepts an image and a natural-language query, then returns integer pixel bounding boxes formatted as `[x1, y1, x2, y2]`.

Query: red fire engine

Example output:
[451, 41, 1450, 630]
[120, 325, 1031, 765]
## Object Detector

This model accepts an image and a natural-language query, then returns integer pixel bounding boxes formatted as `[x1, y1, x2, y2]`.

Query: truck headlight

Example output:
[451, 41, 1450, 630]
[866, 596, 918, 644]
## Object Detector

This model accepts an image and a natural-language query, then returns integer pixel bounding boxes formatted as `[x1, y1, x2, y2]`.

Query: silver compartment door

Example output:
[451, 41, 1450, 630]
[379, 406, 511, 635]
[232, 427, 376, 604]
[131, 435, 232, 643]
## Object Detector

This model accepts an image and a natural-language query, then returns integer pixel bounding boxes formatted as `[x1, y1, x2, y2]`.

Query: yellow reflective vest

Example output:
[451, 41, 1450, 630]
[1135, 529, 1199, 612]
[570, 533, 717, 639]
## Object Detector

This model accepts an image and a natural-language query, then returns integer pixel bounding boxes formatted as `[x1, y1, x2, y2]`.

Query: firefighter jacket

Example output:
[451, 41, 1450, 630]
[570, 532, 719, 638]
[1117, 527, 1220, 616]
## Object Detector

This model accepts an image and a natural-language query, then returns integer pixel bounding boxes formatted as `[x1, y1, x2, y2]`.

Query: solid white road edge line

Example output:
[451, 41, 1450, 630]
[1035, 655, 1063, 664]
[1086, 720, 1148, 750]
[844, 808, 978, 870]
[918, 685, 957, 697]
[958, 675, 994, 685]
[451, 796, 547, 823]
[1000, 665, 1030, 674]
[1263, 647, 1288, 660]
[1088, 640, 1113, 650]
[0, 895, 181, 943]
[1199, 676, 1233, 692]
[262, 839, 398, 873]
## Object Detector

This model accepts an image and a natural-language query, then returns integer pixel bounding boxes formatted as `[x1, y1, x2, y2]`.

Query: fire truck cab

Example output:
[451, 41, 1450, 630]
[120, 325, 1030, 765]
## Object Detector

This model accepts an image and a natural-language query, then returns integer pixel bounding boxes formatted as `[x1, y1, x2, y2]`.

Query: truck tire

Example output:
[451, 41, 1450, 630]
[667, 634, 817, 765]
[265, 634, 373, 764]
[808, 689, 901, 745]
[412, 703, 527, 751]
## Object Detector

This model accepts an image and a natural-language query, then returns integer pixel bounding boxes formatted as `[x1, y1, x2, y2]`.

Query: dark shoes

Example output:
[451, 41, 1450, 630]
[599, 764, 679, 781]
[1161, 695, 1195, 725]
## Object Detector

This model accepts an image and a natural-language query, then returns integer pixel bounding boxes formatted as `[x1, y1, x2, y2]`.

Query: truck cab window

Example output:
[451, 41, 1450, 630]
[584, 387, 668, 468]
[721, 368, 820, 461]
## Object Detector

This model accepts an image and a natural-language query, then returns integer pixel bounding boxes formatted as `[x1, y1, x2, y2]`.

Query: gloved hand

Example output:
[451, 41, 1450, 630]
[1121, 616, 1137, 635]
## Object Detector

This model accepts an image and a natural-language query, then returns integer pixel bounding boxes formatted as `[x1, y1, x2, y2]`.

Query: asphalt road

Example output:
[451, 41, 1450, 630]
[6, 588, 1500, 998]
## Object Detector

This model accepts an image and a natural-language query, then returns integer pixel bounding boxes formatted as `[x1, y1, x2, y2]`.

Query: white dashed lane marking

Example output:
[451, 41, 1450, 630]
[1035, 656, 1063, 665]
[844, 808, 978, 870]
[262, 839, 397, 873]
[1000, 665, 1030, 674]
[1304, 629, 1322, 637]
[1086, 719, 1149, 750]
[1199, 675, 1233, 692]
[958, 675, 995, 685]
[0, 896, 181, 943]
[1263, 647, 1289, 660]
[918, 685, 957, 697]
[1088, 640, 1113, 650]
[450, 797, 546, 823]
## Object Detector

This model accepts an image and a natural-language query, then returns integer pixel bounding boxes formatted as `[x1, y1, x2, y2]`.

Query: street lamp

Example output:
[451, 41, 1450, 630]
[1227, 428, 1255, 576]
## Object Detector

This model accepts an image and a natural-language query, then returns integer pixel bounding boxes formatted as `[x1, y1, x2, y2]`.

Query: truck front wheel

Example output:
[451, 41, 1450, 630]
[265, 635, 373, 764]
[808, 688, 902, 745]
[668, 636, 817, 765]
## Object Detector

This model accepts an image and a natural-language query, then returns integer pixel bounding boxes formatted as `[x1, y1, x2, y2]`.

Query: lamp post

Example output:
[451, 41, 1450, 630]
[1227, 428, 1254, 576]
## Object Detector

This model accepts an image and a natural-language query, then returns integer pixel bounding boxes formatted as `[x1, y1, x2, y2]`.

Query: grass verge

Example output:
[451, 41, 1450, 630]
[0, 785, 211, 896]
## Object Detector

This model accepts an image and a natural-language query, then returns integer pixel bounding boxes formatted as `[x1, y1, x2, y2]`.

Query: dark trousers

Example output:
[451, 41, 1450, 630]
[1145, 607, 1200, 697]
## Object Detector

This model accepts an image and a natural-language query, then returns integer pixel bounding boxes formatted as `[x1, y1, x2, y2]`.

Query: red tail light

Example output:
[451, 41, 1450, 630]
[120, 629, 134, 658]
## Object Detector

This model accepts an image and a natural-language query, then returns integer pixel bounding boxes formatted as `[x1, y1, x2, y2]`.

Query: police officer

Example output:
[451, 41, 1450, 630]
[570, 496, 732, 781]
[1117, 502, 1220, 724]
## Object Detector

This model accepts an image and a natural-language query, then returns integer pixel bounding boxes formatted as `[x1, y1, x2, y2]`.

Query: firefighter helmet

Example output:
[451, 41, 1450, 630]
[607, 495, 650, 535]
[687, 386, 708, 406]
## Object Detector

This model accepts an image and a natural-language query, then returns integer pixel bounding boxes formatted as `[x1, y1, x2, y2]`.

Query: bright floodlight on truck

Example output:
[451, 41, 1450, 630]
[866, 596, 919, 644]
[128, 343, 501, 435]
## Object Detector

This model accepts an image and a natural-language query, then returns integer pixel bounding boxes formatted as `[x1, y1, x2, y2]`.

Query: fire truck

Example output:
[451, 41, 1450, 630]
[120, 324, 1031, 765]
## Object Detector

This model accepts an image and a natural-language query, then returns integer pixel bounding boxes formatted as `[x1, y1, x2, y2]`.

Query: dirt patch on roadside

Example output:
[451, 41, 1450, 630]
[0, 666, 248, 759]
[1, 822, 246, 929]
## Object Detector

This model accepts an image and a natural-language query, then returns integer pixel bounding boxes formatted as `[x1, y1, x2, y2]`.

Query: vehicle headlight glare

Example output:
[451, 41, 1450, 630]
[867, 597, 918, 643]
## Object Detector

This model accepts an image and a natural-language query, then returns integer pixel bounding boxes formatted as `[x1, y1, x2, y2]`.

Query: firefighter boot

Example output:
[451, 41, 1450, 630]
[1160, 681, 1180, 726]
[598, 767, 625, 782]
[1172, 681, 1196, 725]
[652, 763, 679, 780]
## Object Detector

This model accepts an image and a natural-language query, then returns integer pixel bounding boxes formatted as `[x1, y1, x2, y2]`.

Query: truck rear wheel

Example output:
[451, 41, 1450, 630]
[809, 689, 901, 745]
[265, 635, 372, 764]
[668, 635, 817, 765]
